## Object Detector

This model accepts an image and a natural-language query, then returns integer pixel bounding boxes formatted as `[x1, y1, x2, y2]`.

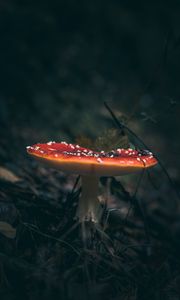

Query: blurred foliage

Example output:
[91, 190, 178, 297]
[76, 128, 130, 151]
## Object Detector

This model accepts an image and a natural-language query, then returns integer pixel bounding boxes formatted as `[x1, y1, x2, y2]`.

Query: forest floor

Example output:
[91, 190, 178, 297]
[0, 104, 180, 300]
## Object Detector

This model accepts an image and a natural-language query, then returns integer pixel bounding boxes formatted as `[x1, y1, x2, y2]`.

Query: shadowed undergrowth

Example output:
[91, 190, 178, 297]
[0, 145, 180, 300]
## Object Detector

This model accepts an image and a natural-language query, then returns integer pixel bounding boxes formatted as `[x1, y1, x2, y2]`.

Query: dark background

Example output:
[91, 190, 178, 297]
[0, 0, 180, 159]
[0, 1, 180, 299]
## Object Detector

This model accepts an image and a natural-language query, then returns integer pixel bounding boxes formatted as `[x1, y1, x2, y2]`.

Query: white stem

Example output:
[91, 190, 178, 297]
[76, 175, 102, 223]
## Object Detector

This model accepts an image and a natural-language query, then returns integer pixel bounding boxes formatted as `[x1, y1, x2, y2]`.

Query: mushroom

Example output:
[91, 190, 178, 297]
[26, 141, 158, 223]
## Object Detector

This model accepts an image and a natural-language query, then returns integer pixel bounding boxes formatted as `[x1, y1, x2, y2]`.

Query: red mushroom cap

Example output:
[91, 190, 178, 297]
[26, 141, 158, 176]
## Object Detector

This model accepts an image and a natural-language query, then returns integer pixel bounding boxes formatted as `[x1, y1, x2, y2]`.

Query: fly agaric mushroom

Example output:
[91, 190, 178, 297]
[27, 141, 158, 223]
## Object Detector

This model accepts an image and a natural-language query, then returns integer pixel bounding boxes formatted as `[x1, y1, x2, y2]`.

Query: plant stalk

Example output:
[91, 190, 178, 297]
[76, 175, 102, 223]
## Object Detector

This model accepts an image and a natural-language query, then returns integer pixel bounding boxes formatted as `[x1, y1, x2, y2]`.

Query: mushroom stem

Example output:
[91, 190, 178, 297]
[76, 175, 102, 223]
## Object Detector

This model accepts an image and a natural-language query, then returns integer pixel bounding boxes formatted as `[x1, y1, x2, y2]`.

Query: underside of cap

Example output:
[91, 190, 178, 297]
[27, 142, 158, 176]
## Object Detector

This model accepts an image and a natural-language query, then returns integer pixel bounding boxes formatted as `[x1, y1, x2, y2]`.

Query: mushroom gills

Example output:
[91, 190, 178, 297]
[76, 175, 102, 223]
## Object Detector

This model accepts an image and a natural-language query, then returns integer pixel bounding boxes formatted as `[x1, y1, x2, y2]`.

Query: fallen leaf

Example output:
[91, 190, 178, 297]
[0, 166, 21, 183]
[0, 221, 16, 238]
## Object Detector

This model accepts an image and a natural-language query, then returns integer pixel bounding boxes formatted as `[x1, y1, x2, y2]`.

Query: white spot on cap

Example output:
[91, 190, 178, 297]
[47, 141, 55, 145]
[34, 146, 40, 150]
[70, 144, 75, 149]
